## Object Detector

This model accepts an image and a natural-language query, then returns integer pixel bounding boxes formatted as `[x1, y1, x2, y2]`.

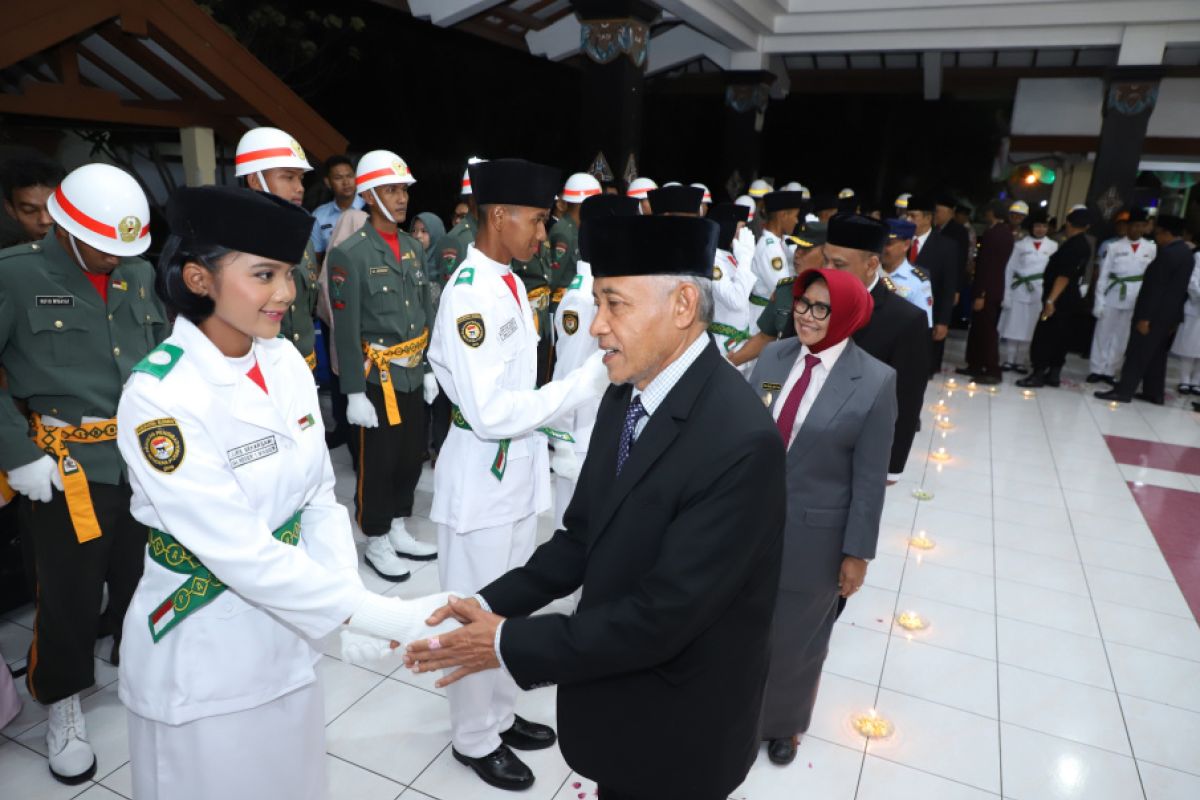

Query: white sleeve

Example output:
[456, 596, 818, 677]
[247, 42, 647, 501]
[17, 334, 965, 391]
[1094, 247, 1113, 314]
[430, 282, 607, 440]
[750, 240, 774, 301]
[117, 386, 368, 640]
[1189, 261, 1200, 303]
[553, 294, 598, 380]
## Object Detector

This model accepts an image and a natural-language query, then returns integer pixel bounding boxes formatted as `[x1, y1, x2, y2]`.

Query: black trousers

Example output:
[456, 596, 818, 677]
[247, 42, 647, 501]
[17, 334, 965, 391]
[354, 381, 427, 536]
[1115, 322, 1175, 402]
[965, 303, 1002, 378]
[599, 788, 725, 800]
[19, 481, 145, 704]
[930, 337, 946, 377]
[1029, 304, 1077, 372]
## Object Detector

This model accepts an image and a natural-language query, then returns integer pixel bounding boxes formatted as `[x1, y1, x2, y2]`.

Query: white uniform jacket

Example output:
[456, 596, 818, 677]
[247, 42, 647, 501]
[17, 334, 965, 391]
[1003, 236, 1057, 307]
[710, 249, 757, 352]
[428, 245, 605, 534]
[551, 262, 600, 456]
[1094, 237, 1155, 314]
[116, 317, 367, 726]
[750, 233, 792, 309]
[1170, 255, 1200, 359]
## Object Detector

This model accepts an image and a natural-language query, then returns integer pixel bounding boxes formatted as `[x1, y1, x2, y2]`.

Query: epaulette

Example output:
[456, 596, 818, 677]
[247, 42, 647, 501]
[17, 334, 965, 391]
[132, 344, 184, 380]
[776, 277, 796, 286]
[0, 240, 46, 261]
[882, 275, 897, 292]
[911, 266, 930, 282]
[454, 266, 476, 286]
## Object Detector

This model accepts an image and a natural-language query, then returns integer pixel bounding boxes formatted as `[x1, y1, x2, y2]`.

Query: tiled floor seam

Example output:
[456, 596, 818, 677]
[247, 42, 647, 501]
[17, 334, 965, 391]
[986, 391, 1005, 800]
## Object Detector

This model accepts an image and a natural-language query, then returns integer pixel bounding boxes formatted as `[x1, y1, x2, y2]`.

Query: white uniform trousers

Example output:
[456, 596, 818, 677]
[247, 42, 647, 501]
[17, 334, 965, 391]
[437, 513, 539, 757]
[1090, 307, 1134, 375]
[128, 678, 326, 800]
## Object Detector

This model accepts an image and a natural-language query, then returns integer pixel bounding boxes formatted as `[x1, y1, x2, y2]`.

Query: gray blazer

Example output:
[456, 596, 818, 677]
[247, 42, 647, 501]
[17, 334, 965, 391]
[749, 338, 897, 590]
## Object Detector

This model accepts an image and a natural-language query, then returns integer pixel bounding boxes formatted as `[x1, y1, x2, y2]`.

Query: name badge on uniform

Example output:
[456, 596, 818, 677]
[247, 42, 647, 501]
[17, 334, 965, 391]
[227, 436, 279, 468]
[499, 317, 519, 342]
[761, 382, 782, 392]
[36, 295, 74, 307]
[369, 267, 389, 276]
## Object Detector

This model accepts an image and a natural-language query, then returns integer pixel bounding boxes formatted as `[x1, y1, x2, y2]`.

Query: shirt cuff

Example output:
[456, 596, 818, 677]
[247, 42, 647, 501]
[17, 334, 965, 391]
[887, 472, 902, 482]
[473, 593, 491, 612]
[493, 620, 508, 674]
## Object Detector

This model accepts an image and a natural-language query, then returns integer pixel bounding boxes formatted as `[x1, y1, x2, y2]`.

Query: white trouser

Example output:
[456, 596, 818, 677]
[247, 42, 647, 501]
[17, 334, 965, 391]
[437, 513, 539, 757]
[1090, 307, 1134, 375]
[1178, 357, 1200, 385]
[1003, 339, 1030, 367]
[128, 679, 326, 800]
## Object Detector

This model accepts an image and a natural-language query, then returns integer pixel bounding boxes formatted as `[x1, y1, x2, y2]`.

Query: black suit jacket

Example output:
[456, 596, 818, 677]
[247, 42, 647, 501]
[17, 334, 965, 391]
[1133, 238, 1193, 328]
[940, 220, 972, 290]
[917, 231, 960, 326]
[481, 341, 786, 797]
[858, 279, 930, 474]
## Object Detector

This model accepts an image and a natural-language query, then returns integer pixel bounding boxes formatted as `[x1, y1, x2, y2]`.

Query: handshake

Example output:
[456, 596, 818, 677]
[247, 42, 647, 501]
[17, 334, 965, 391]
[340, 590, 462, 665]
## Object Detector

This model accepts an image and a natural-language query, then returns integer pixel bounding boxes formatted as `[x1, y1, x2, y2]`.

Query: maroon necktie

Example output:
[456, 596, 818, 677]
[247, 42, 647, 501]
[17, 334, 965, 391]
[775, 354, 822, 445]
[908, 239, 919, 264]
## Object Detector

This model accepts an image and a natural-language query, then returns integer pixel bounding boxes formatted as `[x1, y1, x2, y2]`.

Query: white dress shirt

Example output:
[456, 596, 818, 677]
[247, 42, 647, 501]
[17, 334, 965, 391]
[772, 338, 849, 448]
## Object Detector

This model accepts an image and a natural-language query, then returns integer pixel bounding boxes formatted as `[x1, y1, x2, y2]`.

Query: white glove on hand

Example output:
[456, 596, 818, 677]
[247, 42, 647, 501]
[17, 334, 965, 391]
[551, 445, 581, 482]
[583, 349, 611, 394]
[339, 629, 395, 666]
[733, 227, 756, 268]
[346, 392, 379, 428]
[1092, 304, 1103, 320]
[7, 456, 61, 503]
[423, 373, 439, 405]
[348, 591, 462, 645]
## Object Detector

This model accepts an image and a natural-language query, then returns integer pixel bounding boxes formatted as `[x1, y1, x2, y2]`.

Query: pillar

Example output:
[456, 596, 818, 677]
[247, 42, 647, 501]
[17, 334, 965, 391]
[571, 0, 656, 185]
[719, 70, 773, 201]
[1085, 67, 1161, 240]
[179, 126, 216, 187]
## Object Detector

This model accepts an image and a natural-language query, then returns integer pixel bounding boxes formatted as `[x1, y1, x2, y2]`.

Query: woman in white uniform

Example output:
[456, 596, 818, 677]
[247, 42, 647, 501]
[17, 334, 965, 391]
[999, 211, 1057, 371]
[1170, 251, 1200, 394]
[116, 186, 456, 800]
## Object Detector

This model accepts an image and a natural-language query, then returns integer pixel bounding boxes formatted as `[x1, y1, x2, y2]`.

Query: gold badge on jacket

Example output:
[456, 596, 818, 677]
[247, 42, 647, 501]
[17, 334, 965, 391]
[136, 418, 185, 474]
[562, 310, 579, 335]
[712, 265, 723, 281]
[771, 257, 783, 271]
[457, 313, 486, 347]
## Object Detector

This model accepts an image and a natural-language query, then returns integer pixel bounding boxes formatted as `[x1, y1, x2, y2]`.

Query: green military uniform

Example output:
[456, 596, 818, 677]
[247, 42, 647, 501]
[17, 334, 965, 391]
[328, 223, 434, 536]
[279, 240, 320, 367]
[0, 229, 166, 702]
[547, 214, 579, 306]
[755, 276, 797, 339]
[430, 214, 477, 286]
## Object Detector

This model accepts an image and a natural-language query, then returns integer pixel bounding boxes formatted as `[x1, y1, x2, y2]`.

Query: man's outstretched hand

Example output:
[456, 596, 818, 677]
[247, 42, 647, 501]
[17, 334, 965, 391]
[405, 596, 505, 688]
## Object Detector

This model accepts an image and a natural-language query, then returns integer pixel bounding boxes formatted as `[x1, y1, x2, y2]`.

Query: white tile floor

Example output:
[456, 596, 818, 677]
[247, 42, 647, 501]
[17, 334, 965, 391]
[4, 337, 1200, 799]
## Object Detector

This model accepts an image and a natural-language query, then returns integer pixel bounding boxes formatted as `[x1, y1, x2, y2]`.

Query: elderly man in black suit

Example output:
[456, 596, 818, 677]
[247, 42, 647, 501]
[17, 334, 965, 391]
[405, 214, 786, 799]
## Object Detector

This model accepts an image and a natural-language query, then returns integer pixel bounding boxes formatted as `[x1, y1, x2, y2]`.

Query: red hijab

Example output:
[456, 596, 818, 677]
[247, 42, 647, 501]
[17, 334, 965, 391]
[791, 267, 874, 354]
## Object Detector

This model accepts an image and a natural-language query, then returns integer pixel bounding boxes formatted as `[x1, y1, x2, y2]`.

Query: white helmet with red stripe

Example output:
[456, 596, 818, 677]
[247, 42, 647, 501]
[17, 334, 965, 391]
[690, 183, 713, 204]
[356, 150, 417, 193]
[460, 156, 486, 196]
[47, 163, 150, 257]
[626, 177, 656, 200]
[234, 127, 312, 177]
[562, 173, 601, 204]
[735, 194, 756, 222]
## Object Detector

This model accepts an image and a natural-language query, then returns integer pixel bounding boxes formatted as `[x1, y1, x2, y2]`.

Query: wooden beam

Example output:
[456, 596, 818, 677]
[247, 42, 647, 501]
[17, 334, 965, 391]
[0, 82, 240, 135]
[0, 0, 119, 71]
[78, 43, 154, 100]
[51, 40, 81, 86]
[95, 21, 204, 100]
[457, 18, 527, 51]
[127, 97, 256, 117]
[485, 5, 547, 31]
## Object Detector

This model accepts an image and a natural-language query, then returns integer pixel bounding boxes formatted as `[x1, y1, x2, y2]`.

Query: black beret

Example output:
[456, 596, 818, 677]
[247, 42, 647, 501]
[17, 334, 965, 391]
[583, 216, 718, 279]
[469, 158, 561, 209]
[1156, 214, 1186, 236]
[935, 194, 958, 209]
[764, 191, 807, 214]
[837, 196, 859, 214]
[707, 202, 749, 251]
[1025, 208, 1049, 226]
[827, 213, 888, 254]
[906, 194, 936, 213]
[647, 186, 704, 215]
[579, 194, 639, 258]
[810, 193, 838, 213]
[1128, 207, 1149, 223]
[1066, 208, 1092, 227]
[166, 186, 312, 265]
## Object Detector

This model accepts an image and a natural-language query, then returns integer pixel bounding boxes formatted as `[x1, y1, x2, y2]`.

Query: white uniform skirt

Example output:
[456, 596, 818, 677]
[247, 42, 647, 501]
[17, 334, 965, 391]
[128, 678, 326, 800]
[1172, 312, 1200, 359]
[998, 301, 1041, 342]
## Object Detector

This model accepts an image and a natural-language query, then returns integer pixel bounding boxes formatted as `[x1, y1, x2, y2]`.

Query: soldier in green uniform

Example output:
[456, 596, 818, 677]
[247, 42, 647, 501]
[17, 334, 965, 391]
[0, 163, 166, 784]
[548, 173, 601, 308]
[430, 160, 484, 286]
[329, 150, 439, 580]
[234, 126, 321, 369]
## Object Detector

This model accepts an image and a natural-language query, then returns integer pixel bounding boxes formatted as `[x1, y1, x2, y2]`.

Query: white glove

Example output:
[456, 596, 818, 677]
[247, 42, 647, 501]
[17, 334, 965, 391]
[348, 591, 462, 645]
[7, 456, 61, 503]
[551, 445, 581, 482]
[346, 392, 379, 428]
[423, 373, 439, 405]
[733, 226, 756, 268]
[1092, 304, 1104, 320]
[339, 629, 395, 666]
[582, 349, 611, 394]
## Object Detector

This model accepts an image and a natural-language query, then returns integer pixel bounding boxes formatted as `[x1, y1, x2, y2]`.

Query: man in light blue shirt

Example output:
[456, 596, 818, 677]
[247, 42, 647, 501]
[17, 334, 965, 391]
[310, 154, 364, 259]
[881, 217, 934, 326]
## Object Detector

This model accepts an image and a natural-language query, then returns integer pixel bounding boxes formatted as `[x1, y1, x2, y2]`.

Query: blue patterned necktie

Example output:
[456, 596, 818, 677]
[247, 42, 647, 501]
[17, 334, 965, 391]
[617, 396, 647, 475]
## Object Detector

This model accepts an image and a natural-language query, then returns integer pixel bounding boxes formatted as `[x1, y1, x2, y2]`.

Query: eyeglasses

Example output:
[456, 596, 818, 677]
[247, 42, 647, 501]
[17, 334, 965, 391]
[793, 297, 832, 321]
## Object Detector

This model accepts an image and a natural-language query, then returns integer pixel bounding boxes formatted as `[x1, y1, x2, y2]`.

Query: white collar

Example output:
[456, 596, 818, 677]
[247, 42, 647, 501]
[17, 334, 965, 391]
[169, 316, 287, 387]
[800, 337, 849, 369]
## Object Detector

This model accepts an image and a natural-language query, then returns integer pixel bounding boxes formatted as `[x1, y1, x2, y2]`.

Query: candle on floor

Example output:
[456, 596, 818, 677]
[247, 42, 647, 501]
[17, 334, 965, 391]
[930, 447, 951, 463]
[987, 385, 1000, 395]
[896, 610, 928, 631]
[909, 530, 935, 550]
[966, 381, 978, 391]
[1108, 401, 1119, 410]
[930, 400, 949, 414]
[945, 378, 958, 389]
[852, 708, 893, 739]
[1022, 389, 1036, 399]
[911, 488, 934, 501]
[935, 415, 954, 430]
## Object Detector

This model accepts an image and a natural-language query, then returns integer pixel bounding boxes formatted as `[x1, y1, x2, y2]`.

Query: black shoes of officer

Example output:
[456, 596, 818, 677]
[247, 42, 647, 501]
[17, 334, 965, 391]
[500, 715, 557, 751]
[1094, 389, 1131, 403]
[1136, 392, 1165, 406]
[974, 374, 1002, 385]
[767, 735, 800, 766]
[453, 744, 534, 791]
[1016, 371, 1045, 388]
[954, 366, 977, 377]
[1086, 373, 1108, 384]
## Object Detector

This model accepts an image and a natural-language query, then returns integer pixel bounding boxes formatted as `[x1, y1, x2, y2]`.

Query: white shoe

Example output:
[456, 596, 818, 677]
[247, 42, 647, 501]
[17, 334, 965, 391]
[387, 518, 437, 561]
[46, 694, 96, 784]
[364, 536, 411, 582]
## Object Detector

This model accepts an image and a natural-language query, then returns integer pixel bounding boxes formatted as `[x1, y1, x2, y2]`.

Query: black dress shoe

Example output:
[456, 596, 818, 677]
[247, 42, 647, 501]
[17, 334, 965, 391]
[1135, 392, 1165, 406]
[500, 715, 557, 751]
[1044, 368, 1062, 388]
[1094, 389, 1131, 403]
[975, 374, 1001, 385]
[453, 745, 534, 791]
[954, 367, 977, 377]
[1086, 373, 1107, 383]
[1016, 373, 1045, 388]
[1001, 362, 1017, 372]
[767, 736, 799, 766]
[1101, 375, 1116, 385]
[1014, 364, 1030, 375]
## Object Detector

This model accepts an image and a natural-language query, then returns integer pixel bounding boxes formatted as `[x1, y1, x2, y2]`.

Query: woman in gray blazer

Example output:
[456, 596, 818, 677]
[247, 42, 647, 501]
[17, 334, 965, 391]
[749, 262, 897, 766]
